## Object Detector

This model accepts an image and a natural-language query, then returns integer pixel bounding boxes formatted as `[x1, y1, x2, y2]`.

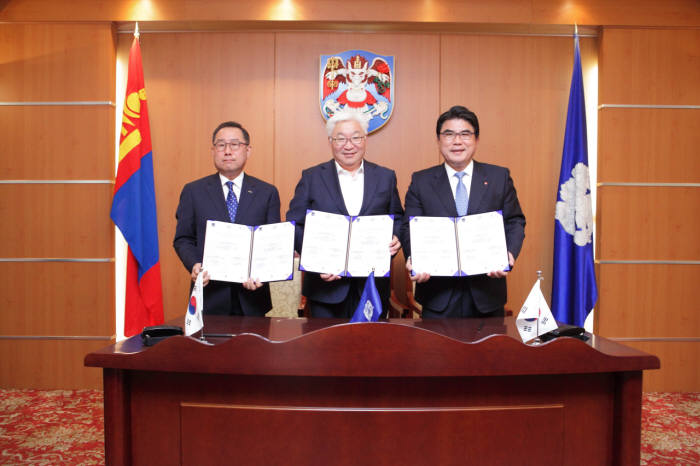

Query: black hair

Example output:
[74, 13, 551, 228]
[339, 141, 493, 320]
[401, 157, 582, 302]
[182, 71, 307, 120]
[212, 121, 250, 145]
[436, 106, 479, 139]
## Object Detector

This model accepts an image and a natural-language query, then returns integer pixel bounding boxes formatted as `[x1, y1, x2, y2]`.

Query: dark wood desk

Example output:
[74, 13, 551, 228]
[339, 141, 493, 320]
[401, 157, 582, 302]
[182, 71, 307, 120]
[85, 317, 659, 466]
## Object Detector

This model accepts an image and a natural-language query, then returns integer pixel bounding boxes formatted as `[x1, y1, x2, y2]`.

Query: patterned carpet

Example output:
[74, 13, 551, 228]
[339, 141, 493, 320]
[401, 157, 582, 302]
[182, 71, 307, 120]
[641, 392, 700, 465]
[0, 390, 698, 465]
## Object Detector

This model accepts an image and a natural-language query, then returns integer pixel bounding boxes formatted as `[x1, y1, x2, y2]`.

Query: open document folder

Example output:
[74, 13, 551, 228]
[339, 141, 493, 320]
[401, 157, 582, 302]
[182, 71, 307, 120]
[299, 210, 394, 277]
[409, 210, 510, 277]
[202, 220, 295, 283]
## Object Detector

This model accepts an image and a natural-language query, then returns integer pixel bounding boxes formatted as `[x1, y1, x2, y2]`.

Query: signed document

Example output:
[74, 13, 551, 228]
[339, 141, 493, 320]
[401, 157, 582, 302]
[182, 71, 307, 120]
[409, 211, 509, 277]
[202, 220, 295, 283]
[300, 210, 394, 277]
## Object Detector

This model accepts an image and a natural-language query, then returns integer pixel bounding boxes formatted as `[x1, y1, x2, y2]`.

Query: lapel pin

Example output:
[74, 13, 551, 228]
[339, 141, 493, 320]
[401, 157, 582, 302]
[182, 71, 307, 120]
[247, 190, 253, 194]
[483, 181, 488, 186]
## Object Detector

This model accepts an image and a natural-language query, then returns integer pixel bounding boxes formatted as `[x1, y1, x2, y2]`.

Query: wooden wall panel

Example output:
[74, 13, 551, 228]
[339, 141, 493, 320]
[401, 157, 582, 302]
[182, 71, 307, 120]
[0, 22, 115, 389]
[0, 339, 106, 389]
[597, 264, 700, 338]
[0, 185, 113, 257]
[598, 109, 700, 183]
[597, 27, 699, 391]
[440, 35, 597, 308]
[127, 32, 276, 318]
[2, 0, 699, 27]
[0, 23, 115, 101]
[0, 262, 114, 336]
[274, 32, 440, 216]
[5, 19, 696, 391]
[599, 28, 700, 105]
[621, 341, 699, 393]
[597, 187, 700, 260]
[0, 107, 114, 179]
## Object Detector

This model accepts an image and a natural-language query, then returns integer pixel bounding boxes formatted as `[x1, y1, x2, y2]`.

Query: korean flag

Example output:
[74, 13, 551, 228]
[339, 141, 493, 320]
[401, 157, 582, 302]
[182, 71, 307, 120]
[185, 272, 204, 336]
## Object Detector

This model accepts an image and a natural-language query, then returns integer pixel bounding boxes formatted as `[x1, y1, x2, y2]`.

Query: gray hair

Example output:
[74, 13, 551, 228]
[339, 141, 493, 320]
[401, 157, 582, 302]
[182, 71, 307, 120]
[325, 111, 370, 137]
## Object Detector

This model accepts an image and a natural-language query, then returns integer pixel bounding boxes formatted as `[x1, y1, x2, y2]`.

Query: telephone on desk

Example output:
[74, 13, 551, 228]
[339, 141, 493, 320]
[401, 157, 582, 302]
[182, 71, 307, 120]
[538, 324, 588, 342]
[141, 325, 183, 346]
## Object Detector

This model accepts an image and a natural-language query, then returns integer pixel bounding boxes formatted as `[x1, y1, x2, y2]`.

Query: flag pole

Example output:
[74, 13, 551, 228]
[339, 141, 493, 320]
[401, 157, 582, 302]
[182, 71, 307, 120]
[536, 270, 543, 338]
[134, 22, 140, 40]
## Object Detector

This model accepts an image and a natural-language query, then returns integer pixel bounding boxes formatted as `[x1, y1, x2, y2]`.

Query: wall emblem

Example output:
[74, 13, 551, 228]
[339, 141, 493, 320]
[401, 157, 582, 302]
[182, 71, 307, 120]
[320, 50, 394, 134]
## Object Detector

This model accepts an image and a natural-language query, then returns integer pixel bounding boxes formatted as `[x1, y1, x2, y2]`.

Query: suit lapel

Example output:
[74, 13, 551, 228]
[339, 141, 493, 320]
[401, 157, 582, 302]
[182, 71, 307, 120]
[205, 174, 231, 222]
[320, 160, 349, 215]
[359, 161, 377, 215]
[467, 161, 486, 215]
[433, 166, 458, 216]
[236, 175, 257, 224]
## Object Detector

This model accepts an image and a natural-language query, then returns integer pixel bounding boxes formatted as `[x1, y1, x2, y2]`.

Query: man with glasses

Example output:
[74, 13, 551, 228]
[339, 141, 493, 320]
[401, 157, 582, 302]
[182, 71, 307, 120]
[174, 121, 281, 315]
[400, 105, 526, 318]
[286, 111, 404, 318]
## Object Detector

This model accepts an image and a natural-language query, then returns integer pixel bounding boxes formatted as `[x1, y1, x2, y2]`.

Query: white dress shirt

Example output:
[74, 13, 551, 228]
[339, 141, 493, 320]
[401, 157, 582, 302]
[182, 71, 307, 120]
[444, 161, 473, 201]
[220, 171, 244, 201]
[335, 160, 364, 216]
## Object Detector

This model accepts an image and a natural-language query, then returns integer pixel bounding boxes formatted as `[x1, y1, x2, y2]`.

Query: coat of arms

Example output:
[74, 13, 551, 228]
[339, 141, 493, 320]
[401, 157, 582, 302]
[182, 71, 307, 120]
[320, 50, 394, 134]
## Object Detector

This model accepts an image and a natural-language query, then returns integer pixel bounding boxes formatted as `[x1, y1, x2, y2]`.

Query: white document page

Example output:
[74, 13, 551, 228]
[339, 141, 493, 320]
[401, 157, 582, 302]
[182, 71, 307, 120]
[202, 220, 252, 283]
[345, 215, 393, 277]
[299, 210, 350, 275]
[456, 211, 509, 276]
[409, 216, 459, 277]
[249, 222, 295, 282]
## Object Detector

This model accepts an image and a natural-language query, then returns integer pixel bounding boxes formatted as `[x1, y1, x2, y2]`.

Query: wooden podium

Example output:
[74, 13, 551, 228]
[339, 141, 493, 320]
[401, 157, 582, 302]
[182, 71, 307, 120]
[85, 317, 659, 466]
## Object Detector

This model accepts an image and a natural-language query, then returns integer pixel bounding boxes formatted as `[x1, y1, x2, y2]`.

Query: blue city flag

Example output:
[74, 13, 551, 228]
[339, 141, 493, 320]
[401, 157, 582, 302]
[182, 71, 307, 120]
[552, 35, 598, 326]
[350, 271, 382, 322]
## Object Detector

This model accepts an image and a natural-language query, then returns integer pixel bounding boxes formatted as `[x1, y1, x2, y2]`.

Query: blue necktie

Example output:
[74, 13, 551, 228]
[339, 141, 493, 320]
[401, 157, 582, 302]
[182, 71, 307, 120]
[225, 181, 238, 222]
[454, 172, 468, 217]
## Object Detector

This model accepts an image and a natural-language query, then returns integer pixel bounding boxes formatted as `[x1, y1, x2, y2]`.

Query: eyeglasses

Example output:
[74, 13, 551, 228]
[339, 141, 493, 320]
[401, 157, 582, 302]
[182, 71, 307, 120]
[440, 130, 475, 142]
[330, 135, 366, 146]
[213, 140, 249, 152]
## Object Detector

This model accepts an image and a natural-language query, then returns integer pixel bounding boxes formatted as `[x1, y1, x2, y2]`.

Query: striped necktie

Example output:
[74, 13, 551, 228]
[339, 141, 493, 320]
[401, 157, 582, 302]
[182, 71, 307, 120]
[454, 172, 469, 217]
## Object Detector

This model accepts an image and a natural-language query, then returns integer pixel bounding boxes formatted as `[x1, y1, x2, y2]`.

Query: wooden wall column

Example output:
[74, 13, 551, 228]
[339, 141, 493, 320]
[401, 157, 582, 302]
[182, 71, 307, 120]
[596, 27, 700, 391]
[0, 23, 116, 388]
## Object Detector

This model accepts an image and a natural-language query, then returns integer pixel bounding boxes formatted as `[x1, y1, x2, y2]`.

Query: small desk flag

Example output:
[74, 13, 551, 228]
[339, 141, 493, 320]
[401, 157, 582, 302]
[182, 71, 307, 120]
[185, 272, 204, 336]
[516, 279, 558, 342]
[110, 34, 164, 337]
[552, 34, 598, 327]
[350, 271, 382, 322]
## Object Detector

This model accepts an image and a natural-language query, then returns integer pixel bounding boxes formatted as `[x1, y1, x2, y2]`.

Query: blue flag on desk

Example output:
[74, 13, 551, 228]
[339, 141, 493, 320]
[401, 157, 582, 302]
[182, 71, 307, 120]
[552, 35, 598, 327]
[350, 271, 382, 322]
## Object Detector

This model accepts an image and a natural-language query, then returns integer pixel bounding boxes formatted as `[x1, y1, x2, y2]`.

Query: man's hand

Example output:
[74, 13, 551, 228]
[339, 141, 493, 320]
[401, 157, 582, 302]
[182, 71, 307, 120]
[242, 278, 263, 291]
[389, 235, 401, 256]
[191, 263, 210, 286]
[406, 257, 430, 283]
[487, 252, 515, 278]
[320, 273, 342, 282]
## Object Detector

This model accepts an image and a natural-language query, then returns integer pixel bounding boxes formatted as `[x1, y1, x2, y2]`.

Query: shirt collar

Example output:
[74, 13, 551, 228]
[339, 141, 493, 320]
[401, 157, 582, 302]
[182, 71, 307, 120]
[335, 160, 364, 176]
[219, 171, 245, 188]
[444, 160, 473, 179]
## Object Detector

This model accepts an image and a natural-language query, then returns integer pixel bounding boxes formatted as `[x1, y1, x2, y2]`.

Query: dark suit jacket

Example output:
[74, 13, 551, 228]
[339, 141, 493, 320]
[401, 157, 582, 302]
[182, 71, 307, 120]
[400, 161, 525, 313]
[173, 173, 281, 316]
[285, 160, 404, 304]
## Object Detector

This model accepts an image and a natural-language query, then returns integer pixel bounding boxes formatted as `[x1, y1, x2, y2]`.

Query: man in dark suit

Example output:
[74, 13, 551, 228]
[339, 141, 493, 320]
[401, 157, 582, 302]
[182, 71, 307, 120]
[174, 121, 281, 316]
[401, 106, 526, 318]
[286, 111, 404, 318]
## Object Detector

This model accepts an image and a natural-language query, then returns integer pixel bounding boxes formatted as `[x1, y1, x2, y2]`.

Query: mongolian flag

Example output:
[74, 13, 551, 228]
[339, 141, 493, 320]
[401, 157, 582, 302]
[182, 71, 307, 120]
[110, 35, 164, 336]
